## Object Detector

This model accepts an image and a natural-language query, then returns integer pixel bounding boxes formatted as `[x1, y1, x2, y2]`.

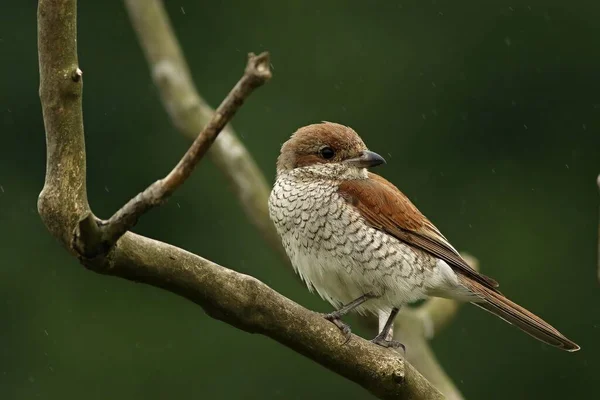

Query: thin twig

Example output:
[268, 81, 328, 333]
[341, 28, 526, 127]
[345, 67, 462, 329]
[97, 52, 271, 250]
[36, 1, 442, 398]
[124, 0, 285, 259]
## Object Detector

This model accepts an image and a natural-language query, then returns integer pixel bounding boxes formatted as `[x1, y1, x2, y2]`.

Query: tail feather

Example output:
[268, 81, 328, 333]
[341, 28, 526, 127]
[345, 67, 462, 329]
[459, 275, 580, 352]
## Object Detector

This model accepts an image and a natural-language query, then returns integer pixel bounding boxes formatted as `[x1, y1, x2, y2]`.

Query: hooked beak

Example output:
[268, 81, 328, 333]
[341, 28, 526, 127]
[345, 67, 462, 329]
[344, 150, 386, 168]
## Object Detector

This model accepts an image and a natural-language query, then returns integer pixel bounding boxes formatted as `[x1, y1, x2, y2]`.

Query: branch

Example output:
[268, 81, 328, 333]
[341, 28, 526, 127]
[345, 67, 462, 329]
[124, 0, 285, 258]
[96, 51, 271, 250]
[38, 0, 89, 249]
[598, 174, 600, 282]
[102, 233, 443, 400]
[36, 1, 442, 399]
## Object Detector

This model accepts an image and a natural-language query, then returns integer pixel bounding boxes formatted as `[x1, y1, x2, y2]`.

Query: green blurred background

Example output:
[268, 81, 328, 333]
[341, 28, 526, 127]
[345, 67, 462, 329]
[1, 0, 599, 399]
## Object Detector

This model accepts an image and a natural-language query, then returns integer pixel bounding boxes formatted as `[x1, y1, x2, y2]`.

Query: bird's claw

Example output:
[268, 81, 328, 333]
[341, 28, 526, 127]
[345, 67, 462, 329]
[323, 312, 352, 344]
[371, 335, 406, 353]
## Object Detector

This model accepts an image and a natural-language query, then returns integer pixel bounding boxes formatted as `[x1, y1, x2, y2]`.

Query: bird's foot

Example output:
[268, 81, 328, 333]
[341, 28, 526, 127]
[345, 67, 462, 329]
[371, 334, 406, 353]
[323, 312, 352, 344]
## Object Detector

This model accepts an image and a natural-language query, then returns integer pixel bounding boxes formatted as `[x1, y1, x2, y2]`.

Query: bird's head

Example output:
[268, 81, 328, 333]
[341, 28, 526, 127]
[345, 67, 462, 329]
[276, 122, 385, 179]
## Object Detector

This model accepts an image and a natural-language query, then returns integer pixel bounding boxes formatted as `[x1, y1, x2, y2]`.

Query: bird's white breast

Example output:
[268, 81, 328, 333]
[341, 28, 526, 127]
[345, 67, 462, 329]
[268, 168, 460, 314]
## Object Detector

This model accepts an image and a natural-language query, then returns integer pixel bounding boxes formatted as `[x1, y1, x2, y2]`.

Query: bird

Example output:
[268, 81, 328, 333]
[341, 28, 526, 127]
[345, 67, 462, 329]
[268, 121, 579, 352]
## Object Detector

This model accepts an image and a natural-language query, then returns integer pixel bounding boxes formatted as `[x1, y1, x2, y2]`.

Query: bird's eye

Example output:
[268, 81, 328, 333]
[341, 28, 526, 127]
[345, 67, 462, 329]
[319, 146, 335, 159]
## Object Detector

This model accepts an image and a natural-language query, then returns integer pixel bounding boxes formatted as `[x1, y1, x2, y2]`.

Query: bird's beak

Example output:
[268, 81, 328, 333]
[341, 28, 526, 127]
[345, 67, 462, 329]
[344, 150, 386, 168]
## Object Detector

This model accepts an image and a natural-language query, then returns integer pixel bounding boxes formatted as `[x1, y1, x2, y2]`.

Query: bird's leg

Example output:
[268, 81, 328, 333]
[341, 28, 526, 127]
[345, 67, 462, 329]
[326, 293, 376, 319]
[323, 293, 375, 343]
[371, 307, 405, 352]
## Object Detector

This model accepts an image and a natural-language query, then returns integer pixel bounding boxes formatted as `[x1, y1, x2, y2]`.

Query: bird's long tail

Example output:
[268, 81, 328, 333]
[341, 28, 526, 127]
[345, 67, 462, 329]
[459, 275, 580, 352]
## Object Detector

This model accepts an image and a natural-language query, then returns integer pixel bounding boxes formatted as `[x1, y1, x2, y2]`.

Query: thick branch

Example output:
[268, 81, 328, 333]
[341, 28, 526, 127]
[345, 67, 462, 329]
[38, 0, 88, 250]
[105, 232, 443, 400]
[124, 0, 285, 258]
[36, 1, 442, 398]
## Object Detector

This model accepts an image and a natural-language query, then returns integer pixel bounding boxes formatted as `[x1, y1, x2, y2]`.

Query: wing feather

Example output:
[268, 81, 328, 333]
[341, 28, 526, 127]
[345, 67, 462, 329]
[338, 173, 499, 290]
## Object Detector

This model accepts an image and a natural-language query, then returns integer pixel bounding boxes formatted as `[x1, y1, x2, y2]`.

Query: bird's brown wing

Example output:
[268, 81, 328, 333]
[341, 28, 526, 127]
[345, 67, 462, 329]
[338, 172, 499, 290]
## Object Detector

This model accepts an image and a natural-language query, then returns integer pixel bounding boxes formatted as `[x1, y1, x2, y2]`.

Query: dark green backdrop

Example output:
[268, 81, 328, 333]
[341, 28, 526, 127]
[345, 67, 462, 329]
[1, 1, 599, 399]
